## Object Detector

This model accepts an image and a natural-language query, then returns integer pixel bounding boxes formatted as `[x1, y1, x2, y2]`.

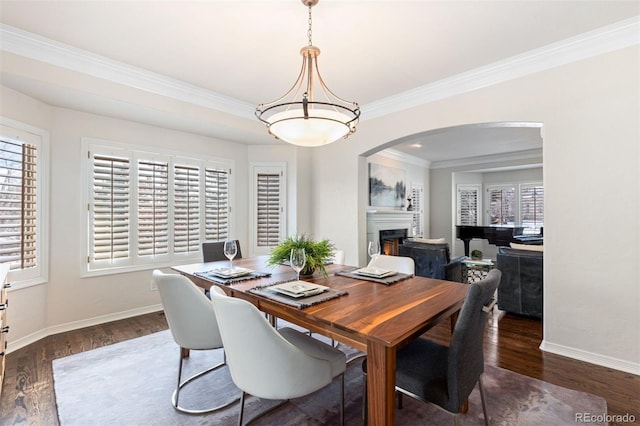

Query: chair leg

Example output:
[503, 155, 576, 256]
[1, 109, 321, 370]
[478, 375, 489, 426]
[340, 373, 345, 426]
[175, 349, 185, 408]
[172, 347, 240, 414]
[238, 391, 246, 426]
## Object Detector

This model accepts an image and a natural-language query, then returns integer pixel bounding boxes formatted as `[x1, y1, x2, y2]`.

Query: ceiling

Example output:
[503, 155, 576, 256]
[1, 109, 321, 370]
[1, 1, 638, 163]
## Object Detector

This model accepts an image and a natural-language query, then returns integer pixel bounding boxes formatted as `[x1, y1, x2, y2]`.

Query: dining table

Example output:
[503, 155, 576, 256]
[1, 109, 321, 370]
[172, 255, 469, 425]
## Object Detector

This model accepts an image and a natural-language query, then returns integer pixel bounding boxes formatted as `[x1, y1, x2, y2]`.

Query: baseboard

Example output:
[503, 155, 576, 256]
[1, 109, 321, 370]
[6, 304, 164, 354]
[540, 339, 640, 376]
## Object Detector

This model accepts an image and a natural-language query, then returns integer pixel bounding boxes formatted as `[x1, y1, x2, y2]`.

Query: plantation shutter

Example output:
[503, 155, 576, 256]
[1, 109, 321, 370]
[457, 185, 479, 226]
[487, 186, 516, 225]
[91, 154, 130, 262]
[204, 168, 229, 241]
[256, 172, 281, 247]
[0, 140, 37, 269]
[521, 184, 544, 233]
[174, 165, 200, 254]
[410, 185, 423, 237]
[137, 160, 169, 256]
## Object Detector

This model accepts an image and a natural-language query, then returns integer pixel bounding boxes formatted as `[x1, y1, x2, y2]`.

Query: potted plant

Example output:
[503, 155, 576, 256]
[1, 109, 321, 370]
[471, 249, 483, 261]
[267, 234, 335, 278]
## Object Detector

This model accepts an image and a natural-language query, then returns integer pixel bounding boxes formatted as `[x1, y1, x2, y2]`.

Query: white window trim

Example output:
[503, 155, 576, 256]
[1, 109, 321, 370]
[81, 137, 234, 277]
[485, 184, 517, 226]
[0, 117, 50, 289]
[456, 184, 481, 226]
[410, 183, 424, 237]
[249, 162, 286, 257]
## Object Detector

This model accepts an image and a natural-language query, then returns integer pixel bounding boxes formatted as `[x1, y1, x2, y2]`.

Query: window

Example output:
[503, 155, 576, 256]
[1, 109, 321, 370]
[410, 184, 424, 237]
[487, 185, 516, 226]
[0, 120, 49, 286]
[85, 139, 232, 274]
[520, 183, 544, 234]
[485, 182, 543, 233]
[251, 163, 285, 255]
[457, 185, 480, 226]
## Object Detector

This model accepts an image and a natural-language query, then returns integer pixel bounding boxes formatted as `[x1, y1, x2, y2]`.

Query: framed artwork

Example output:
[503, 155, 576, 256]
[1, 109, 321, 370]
[369, 163, 406, 207]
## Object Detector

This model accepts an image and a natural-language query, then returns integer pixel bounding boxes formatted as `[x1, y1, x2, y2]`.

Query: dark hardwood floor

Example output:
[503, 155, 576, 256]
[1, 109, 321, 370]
[1, 309, 638, 425]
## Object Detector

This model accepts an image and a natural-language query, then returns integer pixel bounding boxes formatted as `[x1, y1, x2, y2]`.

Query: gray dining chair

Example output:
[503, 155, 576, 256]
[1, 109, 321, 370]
[202, 240, 242, 262]
[209, 286, 346, 426]
[362, 269, 502, 426]
[152, 270, 240, 414]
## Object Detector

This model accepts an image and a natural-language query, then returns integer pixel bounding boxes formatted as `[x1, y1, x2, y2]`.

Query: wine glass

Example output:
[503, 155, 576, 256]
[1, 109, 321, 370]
[290, 248, 306, 284]
[368, 240, 380, 269]
[223, 239, 237, 271]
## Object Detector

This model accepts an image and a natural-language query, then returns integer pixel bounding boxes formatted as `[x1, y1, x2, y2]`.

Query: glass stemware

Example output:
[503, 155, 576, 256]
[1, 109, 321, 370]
[223, 239, 237, 271]
[290, 248, 306, 283]
[368, 240, 380, 269]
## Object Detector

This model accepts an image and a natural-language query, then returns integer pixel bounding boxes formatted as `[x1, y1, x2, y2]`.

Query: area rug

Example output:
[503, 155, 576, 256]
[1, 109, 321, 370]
[52, 330, 607, 425]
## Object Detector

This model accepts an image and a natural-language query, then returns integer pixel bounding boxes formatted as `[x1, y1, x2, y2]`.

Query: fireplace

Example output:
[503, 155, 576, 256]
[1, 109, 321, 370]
[366, 210, 413, 260]
[380, 229, 407, 256]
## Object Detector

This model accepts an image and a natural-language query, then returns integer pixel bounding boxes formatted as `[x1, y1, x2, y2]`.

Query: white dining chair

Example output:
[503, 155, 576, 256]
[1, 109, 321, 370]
[152, 270, 240, 414]
[331, 249, 345, 265]
[371, 254, 415, 275]
[209, 287, 346, 425]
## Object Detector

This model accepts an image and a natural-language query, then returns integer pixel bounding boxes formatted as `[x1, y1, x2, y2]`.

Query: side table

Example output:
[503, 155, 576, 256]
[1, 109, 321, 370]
[461, 258, 494, 283]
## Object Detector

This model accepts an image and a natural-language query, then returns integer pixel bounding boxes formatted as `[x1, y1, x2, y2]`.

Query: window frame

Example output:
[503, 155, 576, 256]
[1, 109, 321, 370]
[456, 184, 481, 226]
[250, 162, 286, 256]
[486, 184, 517, 226]
[0, 118, 50, 288]
[519, 182, 544, 234]
[410, 183, 424, 237]
[82, 138, 234, 277]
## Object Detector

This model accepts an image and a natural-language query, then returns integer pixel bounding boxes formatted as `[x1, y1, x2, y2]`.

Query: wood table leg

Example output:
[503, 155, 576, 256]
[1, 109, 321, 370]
[367, 341, 396, 425]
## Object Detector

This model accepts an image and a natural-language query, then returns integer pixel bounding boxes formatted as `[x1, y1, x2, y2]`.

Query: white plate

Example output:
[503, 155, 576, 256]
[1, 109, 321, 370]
[353, 267, 397, 278]
[208, 267, 253, 279]
[269, 281, 329, 298]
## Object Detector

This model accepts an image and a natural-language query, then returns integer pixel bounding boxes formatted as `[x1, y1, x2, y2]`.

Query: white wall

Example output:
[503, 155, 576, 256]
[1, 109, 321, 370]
[2, 86, 253, 349]
[311, 46, 639, 374]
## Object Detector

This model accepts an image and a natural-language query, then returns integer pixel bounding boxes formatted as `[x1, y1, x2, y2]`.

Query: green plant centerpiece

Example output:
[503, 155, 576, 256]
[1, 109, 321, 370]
[267, 234, 335, 278]
[471, 249, 483, 260]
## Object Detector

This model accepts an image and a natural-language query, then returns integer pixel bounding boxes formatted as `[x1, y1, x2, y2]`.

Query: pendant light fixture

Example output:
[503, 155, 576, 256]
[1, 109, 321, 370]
[255, 0, 360, 147]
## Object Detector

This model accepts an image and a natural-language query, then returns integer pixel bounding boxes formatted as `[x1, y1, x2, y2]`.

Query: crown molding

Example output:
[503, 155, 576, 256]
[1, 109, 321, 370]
[2, 16, 638, 122]
[362, 16, 640, 120]
[429, 148, 543, 170]
[0, 24, 256, 119]
[374, 148, 432, 168]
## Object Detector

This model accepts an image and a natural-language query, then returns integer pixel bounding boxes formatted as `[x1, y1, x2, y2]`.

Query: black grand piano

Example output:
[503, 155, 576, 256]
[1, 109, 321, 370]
[456, 225, 525, 256]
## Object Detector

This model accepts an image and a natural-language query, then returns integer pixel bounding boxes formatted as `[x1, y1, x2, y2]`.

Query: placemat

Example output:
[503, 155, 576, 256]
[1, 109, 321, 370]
[249, 283, 348, 309]
[335, 268, 413, 285]
[194, 270, 272, 285]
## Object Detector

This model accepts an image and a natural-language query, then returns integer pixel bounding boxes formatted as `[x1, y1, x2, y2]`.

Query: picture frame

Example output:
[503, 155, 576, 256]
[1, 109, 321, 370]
[368, 163, 407, 208]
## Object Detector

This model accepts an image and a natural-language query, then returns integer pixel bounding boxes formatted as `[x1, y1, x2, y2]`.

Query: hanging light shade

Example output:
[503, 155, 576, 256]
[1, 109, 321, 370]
[255, 0, 360, 147]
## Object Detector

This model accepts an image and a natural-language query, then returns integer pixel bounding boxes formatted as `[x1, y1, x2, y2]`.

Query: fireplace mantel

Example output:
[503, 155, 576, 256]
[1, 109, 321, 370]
[367, 210, 414, 244]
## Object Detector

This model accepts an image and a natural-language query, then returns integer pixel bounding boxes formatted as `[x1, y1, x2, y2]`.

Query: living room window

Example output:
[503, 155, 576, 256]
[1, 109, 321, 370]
[84, 139, 232, 275]
[486, 183, 543, 234]
[410, 184, 424, 237]
[0, 120, 49, 286]
[487, 185, 516, 226]
[520, 183, 544, 234]
[457, 185, 480, 226]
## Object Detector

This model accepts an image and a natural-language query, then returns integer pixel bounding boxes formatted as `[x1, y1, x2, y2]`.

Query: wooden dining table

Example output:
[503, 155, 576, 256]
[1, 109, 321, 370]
[172, 256, 469, 425]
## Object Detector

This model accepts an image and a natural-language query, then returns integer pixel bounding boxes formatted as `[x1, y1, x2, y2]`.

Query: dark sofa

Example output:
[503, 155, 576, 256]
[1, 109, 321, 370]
[398, 240, 451, 280]
[496, 246, 543, 318]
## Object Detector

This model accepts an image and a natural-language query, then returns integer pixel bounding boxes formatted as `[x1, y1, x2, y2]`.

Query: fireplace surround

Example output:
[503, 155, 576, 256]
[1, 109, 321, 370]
[366, 210, 413, 256]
